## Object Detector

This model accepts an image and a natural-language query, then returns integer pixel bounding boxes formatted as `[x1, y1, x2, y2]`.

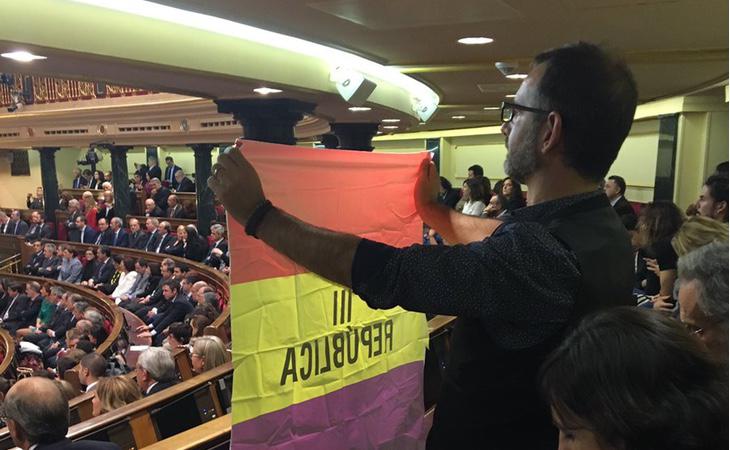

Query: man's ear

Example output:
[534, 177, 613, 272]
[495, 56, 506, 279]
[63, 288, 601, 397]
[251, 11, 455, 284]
[541, 111, 563, 156]
[7, 418, 25, 443]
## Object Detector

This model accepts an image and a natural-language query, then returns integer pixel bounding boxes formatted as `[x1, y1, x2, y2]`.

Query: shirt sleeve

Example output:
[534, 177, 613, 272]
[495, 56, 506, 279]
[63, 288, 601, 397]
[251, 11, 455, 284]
[654, 240, 678, 271]
[351, 221, 581, 349]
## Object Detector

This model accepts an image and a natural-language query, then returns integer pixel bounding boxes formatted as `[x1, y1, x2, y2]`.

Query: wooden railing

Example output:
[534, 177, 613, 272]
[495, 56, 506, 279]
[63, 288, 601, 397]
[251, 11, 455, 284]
[140, 414, 231, 450]
[0, 254, 22, 274]
[0, 327, 16, 378]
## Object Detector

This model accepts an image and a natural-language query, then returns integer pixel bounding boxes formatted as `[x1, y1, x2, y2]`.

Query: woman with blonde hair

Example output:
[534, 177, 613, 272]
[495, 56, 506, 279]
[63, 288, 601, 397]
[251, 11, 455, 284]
[92, 376, 142, 416]
[190, 336, 228, 374]
[671, 215, 728, 257]
[81, 191, 98, 230]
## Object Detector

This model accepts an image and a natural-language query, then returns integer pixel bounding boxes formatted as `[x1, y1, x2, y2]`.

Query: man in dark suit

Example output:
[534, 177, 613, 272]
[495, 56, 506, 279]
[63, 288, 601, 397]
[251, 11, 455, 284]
[143, 199, 164, 218]
[85, 247, 115, 286]
[8, 210, 28, 236]
[174, 170, 195, 192]
[93, 218, 113, 246]
[153, 222, 174, 253]
[0, 211, 11, 234]
[72, 216, 98, 244]
[108, 217, 130, 247]
[150, 179, 170, 213]
[96, 200, 114, 223]
[135, 347, 178, 396]
[604, 175, 638, 230]
[163, 156, 182, 190]
[23, 241, 45, 275]
[71, 168, 88, 189]
[147, 157, 162, 182]
[127, 218, 147, 249]
[137, 279, 193, 346]
[142, 218, 160, 252]
[36, 244, 61, 279]
[204, 224, 228, 265]
[65, 200, 83, 242]
[25, 211, 52, 242]
[4, 377, 120, 449]
[166, 195, 185, 218]
[0, 283, 29, 334]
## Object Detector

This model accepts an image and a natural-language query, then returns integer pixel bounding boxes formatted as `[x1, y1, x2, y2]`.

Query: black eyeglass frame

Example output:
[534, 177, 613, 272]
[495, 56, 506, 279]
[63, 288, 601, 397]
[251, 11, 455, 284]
[500, 101, 551, 123]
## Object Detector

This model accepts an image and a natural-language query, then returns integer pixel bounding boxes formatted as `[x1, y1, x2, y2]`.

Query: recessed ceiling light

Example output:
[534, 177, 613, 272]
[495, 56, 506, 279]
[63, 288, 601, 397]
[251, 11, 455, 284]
[1, 51, 46, 62]
[505, 94, 516, 98]
[382, 125, 399, 129]
[483, 106, 500, 110]
[451, 115, 466, 120]
[348, 106, 372, 112]
[457, 37, 494, 45]
[253, 87, 282, 95]
[381, 118, 401, 123]
[505, 73, 528, 80]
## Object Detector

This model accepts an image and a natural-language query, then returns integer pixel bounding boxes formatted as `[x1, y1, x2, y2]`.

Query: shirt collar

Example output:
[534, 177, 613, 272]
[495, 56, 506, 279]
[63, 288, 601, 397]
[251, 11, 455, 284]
[609, 195, 622, 207]
[146, 381, 159, 394]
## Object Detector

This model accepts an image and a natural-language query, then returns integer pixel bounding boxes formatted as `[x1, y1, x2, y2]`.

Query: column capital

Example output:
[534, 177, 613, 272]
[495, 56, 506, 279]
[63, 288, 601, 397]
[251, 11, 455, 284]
[33, 146, 60, 154]
[189, 143, 217, 154]
[215, 98, 316, 145]
[330, 122, 380, 151]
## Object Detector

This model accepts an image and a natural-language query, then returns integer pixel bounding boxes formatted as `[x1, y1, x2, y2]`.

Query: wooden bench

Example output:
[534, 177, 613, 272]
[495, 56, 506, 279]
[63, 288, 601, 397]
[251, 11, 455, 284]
[126, 215, 197, 231]
[140, 414, 231, 450]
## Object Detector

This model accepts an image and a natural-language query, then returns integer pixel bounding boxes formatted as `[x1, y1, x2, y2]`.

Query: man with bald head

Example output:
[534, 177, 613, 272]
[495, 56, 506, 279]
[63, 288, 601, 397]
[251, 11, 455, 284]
[4, 377, 119, 449]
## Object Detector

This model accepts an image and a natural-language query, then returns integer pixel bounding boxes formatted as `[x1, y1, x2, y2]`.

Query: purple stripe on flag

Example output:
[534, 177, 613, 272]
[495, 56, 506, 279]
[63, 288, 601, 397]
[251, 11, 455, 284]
[231, 361, 426, 450]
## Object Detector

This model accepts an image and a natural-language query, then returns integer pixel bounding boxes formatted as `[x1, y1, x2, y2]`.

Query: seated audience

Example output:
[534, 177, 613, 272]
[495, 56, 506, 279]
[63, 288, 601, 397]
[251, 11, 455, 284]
[65, 199, 83, 242]
[0, 211, 10, 234]
[189, 314, 212, 337]
[150, 178, 170, 213]
[123, 259, 174, 319]
[8, 210, 28, 236]
[92, 376, 142, 417]
[36, 244, 61, 280]
[24, 211, 52, 242]
[58, 247, 82, 284]
[71, 167, 88, 189]
[0, 283, 30, 334]
[190, 335, 228, 374]
[17, 284, 59, 339]
[174, 169, 195, 192]
[72, 215, 97, 244]
[96, 255, 123, 296]
[206, 224, 228, 259]
[637, 201, 684, 298]
[135, 347, 177, 396]
[108, 217, 129, 247]
[671, 215, 728, 257]
[166, 195, 186, 218]
[696, 173, 728, 222]
[162, 225, 186, 256]
[110, 258, 139, 301]
[136, 279, 193, 345]
[3, 377, 120, 449]
[79, 248, 100, 283]
[144, 198, 164, 218]
[78, 352, 107, 392]
[501, 176, 527, 211]
[482, 193, 507, 218]
[165, 322, 192, 349]
[154, 221, 174, 253]
[23, 241, 44, 275]
[89, 170, 104, 190]
[438, 177, 461, 209]
[142, 217, 161, 251]
[184, 225, 208, 262]
[26, 186, 44, 210]
[460, 178, 488, 216]
[127, 218, 147, 249]
[81, 247, 114, 288]
[678, 242, 728, 364]
[93, 218, 112, 245]
[540, 307, 727, 450]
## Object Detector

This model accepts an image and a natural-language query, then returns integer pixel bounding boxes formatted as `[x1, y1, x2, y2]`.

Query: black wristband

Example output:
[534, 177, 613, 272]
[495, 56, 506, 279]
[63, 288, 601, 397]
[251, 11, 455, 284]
[245, 200, 274, 239]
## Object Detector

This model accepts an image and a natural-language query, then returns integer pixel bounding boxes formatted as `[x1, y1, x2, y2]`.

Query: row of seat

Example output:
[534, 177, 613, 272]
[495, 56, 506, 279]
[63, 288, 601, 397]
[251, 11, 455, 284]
[61, 188, 198, 218]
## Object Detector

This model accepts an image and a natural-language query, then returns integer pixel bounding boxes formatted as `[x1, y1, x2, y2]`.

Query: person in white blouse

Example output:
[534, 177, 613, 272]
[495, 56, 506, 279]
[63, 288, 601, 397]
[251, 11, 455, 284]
[111, 258, 139, 303]
[461, 177, 489, 217]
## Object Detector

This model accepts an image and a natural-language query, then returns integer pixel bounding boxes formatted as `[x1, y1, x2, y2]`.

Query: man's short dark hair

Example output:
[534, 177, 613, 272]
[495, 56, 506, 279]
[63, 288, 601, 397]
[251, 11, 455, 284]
[607, 175, 627, 196]
[98, 246, 111, 258]
[165, 156, 173, 162]
[162, 279, 181, 295]
[80, 353, 106, 378]
[715, 161, 728, 175]
[533, 42, 638, 181]
[468, 165, 484, 177]
[704, 174, 728, 204]
[76, 216, 87, 224]
[137, 259, 148, 269]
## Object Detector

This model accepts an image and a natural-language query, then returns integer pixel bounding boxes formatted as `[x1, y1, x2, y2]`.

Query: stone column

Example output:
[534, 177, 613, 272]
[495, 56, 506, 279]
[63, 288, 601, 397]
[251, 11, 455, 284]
[190, 144, 217, 235]
[330, 123, 380, 151]
[109, 145, 132, 220]
[35, 147, 60, 232]
[215, 99, 316, 145]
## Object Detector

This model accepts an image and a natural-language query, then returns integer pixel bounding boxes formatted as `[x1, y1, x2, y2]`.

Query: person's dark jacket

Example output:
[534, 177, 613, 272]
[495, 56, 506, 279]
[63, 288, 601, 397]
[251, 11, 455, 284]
[96, 206, 114, 223]
[65, 210, 83, 242]
[154, 234, 174, 253]
[129, 230, 148, 250]
[25, 223, 52, 242]
[612, 196, 638, 230]
[147, 165, 162, 181]
[145, 206, 164, 218]
[150, 295, 193, 345]
[93, 258, 115, 285]
[1, 294, 29, 328]
[24, 251, 46, 275]
[146, 379, 178, 396]
[162, 239, 184, 257]
[166, 204, 186, 219]
[109, 229, 130, 248]
[80, 259, 100, 283]
[142, 230, 160, 252]
[75, 226, 98, 244]
[438, 188, 461, 209]
[175, 177, 195, 193]
[153, 187, 171, 212]
[184, 238, 208, 262]
[9, 220, 28, 236]
[94, 230, 113, 246]
[37, 256, 61, 279]
[36, 438, 120, 449]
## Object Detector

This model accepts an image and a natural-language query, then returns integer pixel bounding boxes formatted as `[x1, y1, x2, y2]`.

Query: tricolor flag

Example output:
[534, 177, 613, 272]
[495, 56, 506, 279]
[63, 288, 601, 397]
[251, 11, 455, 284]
[229, 141, 429, 449]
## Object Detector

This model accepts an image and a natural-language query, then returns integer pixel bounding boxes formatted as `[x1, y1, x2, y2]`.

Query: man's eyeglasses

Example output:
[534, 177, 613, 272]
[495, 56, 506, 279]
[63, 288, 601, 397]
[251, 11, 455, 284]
[501, 101, 551, 123]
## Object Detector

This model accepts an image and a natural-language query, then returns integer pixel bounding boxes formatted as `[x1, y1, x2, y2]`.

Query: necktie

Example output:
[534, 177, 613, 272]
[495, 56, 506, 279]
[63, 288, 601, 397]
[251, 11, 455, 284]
[13, 222, 18, 234]
[3, 296, 17, 320]
[145, 232, 155, 250]
[81, 227, 85, 242]
[95, 234, 102, 245]
[30, 225, 37, 236]
[156, 235, 165, 252]
[113, 231, 118, 246]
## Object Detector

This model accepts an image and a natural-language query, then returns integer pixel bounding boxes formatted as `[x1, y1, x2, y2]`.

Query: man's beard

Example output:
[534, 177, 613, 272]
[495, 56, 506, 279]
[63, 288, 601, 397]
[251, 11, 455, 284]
[503, 126, 541, 184]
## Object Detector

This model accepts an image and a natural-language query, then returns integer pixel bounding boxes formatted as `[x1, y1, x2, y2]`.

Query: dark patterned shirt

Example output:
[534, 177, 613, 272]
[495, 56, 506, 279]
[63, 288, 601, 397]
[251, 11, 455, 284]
[351, 191, 605, 349]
